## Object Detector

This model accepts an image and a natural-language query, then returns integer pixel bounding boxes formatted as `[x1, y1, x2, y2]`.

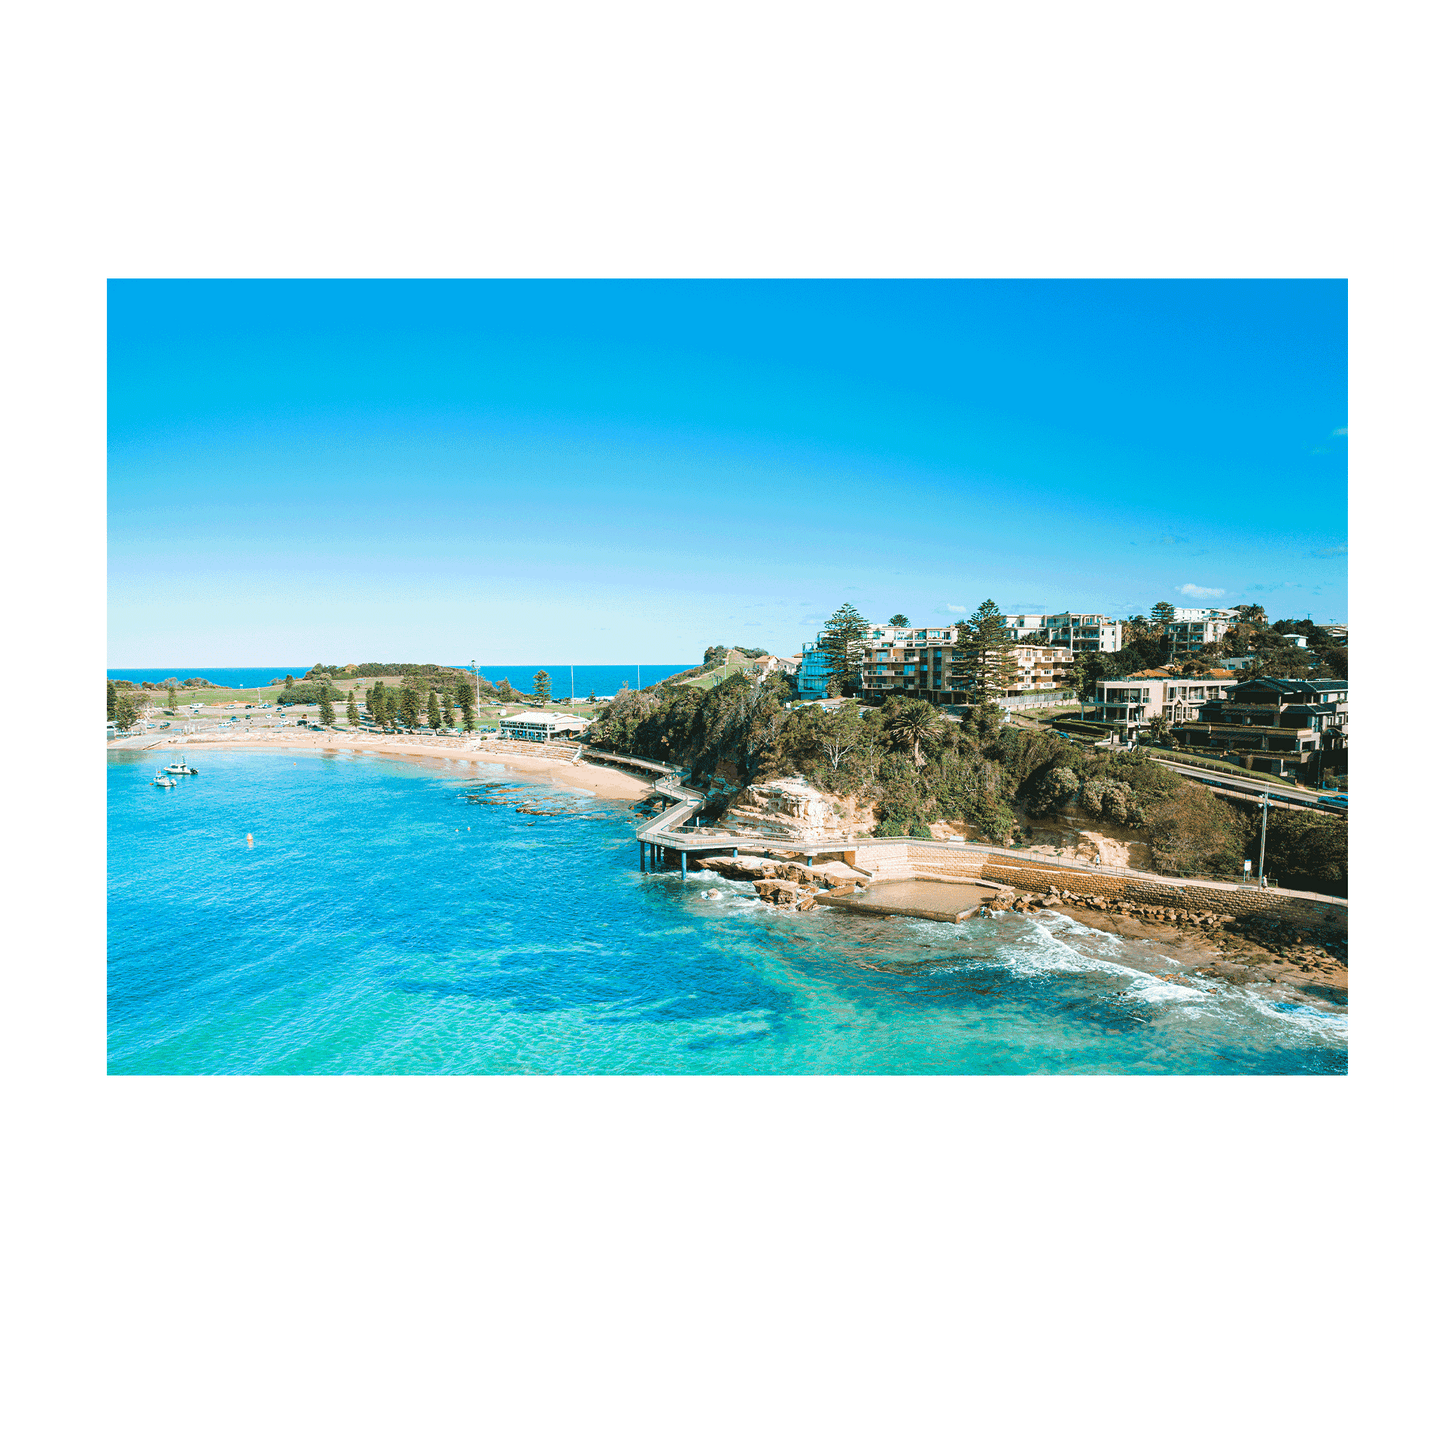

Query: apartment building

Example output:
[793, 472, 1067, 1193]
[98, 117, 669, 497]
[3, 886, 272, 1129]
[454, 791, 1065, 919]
[1003, 612, 1122, 652]
[796, 642, 833, 700]
[861, 637, 1072, 707]
[1164, 608, 1238, 655]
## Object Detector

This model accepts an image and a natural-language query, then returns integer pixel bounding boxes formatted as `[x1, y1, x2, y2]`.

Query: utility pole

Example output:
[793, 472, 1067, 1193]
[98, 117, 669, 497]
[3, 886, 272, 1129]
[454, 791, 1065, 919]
[1257, 796, 1270, 887]
[472, 659, 479, 718]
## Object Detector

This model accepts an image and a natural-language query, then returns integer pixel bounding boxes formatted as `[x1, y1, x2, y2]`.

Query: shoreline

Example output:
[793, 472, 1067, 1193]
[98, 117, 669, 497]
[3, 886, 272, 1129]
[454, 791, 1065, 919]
[1046, 902, 1347, 1006]
[109, 731, 653, 800]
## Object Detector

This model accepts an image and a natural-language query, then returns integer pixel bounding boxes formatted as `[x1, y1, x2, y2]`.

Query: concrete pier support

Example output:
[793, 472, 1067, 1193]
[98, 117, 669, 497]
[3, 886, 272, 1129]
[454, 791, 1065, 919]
[680, 850, 688, 878]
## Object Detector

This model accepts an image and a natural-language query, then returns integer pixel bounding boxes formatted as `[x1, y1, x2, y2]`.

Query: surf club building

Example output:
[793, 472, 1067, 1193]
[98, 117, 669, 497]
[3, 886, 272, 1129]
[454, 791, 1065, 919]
[497, 711, 591, 743]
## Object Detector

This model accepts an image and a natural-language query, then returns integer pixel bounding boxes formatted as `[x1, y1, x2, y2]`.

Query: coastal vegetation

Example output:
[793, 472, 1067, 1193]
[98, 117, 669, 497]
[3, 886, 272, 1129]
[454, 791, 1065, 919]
[277, 681, 345, 705]
[590, 666, 1346, 891]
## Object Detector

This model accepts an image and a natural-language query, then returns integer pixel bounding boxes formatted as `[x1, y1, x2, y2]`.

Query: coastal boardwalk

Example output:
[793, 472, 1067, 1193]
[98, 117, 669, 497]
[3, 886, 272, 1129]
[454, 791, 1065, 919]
[609, 751, 1344, 930]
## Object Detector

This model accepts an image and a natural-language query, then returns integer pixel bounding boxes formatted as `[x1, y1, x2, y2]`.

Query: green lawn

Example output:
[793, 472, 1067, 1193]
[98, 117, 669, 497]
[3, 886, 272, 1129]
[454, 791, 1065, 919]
[678, 662, 761, 691]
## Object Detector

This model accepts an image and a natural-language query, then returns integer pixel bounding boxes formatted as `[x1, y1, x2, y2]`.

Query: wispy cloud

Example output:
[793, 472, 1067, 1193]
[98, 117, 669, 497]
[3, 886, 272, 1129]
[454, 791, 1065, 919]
[1176, 583, 1226, 599]
[1333, 427, 1348, 437]
[1314, 544, 1347, 557]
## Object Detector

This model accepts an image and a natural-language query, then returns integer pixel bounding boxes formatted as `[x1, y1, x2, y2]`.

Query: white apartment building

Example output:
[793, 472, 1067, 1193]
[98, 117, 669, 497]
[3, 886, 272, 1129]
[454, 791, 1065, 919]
[1164, 608, 1238, 655]
[1002, 612, 1122, 652]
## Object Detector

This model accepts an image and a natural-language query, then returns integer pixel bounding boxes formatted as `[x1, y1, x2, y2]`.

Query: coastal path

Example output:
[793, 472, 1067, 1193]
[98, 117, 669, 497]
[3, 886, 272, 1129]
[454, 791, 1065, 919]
[631, 801, 1346, 912]
[591, 747, 1346, 910]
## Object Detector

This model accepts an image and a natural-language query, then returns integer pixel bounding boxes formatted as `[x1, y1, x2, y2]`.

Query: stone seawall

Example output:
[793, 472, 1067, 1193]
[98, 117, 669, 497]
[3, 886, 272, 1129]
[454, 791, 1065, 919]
[850, 843, 1346, 929]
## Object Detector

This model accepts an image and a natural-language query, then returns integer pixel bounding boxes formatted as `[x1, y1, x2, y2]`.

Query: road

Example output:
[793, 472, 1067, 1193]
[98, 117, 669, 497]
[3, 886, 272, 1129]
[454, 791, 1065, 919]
[1148, 757, 1343, 812]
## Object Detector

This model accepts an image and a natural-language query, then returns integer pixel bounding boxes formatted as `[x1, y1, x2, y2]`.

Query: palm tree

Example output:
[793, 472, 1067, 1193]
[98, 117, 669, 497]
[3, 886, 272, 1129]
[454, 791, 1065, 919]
[889, 699, 941, 767]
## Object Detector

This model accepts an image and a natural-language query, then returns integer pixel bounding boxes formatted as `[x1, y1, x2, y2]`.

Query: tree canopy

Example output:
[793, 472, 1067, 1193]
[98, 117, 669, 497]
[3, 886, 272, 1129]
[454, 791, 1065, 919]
[820, 602, 870, 695]
[953, 599, 1017, 703]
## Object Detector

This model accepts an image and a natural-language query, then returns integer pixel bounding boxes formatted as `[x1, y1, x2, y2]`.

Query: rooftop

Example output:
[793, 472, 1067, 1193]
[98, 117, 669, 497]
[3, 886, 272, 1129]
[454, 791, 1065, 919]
[499, 710, 591, 727]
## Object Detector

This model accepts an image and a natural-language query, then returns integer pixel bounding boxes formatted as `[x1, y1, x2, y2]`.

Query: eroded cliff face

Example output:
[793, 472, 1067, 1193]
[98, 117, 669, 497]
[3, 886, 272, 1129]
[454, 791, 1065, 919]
[722, 776, 875, 841]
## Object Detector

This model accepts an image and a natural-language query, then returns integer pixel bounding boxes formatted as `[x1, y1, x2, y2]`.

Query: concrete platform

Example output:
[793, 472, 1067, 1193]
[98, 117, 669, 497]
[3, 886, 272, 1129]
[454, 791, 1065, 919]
[816, 879, 1003, 924]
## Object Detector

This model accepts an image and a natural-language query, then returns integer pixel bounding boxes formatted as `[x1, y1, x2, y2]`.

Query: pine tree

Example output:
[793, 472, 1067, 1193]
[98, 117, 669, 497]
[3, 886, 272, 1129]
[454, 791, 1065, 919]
[346, 696, 360, 728]
[167, 685, 177, 710]
[533, 670, 551, 704]
[955, 599, 1017, 705]
[318, 695, 336, 726]
[820, 602, 869, 695]
[107, 680, 118, 721]
[398, 684, 420, 728]
[427, 689, 443, 730]
[888, 613, 910, 626]
[114, 689, 140, 730]
[1150, 601, 1176, 628]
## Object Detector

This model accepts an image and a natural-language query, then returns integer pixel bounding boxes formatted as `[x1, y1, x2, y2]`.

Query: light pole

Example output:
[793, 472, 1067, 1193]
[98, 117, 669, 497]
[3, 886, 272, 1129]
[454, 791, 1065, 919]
[1257, 795, 1271, 887]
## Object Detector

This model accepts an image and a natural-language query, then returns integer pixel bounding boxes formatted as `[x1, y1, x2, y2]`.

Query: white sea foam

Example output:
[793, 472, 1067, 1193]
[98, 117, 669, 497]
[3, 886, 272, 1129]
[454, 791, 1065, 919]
[1245, 993, 1349, 1040]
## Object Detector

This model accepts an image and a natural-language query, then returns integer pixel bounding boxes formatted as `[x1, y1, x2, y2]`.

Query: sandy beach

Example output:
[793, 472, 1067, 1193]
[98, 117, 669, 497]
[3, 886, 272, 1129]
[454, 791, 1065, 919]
[110, 730, 653, 800]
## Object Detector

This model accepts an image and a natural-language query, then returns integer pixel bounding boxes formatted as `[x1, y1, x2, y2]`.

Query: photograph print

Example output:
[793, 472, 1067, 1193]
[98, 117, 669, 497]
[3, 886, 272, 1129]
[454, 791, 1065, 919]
[107, 279, 1348, 1074]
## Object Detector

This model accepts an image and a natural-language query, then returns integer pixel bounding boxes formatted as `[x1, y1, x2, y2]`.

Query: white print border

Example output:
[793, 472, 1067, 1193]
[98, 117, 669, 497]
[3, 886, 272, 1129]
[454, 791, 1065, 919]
[50, 228, 1392, 1127]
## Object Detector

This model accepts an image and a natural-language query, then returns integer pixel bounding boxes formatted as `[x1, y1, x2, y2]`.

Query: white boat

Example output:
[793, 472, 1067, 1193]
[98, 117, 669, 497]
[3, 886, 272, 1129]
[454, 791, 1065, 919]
[152, 771, 176, 788]
[164, 756, 199, 776]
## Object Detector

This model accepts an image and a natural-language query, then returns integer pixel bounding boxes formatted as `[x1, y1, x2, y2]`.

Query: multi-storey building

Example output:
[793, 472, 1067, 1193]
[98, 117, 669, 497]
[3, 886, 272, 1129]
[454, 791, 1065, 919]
[798, 623, 964, 700]
[1163, 608, 1238, 656]
[861, 635, 1072, 708]
[1003, 612, 1122, 652]
[796, 642, 833, 700]
[1083, 674, 1172, 731]
[1172, 677, 1347, 776]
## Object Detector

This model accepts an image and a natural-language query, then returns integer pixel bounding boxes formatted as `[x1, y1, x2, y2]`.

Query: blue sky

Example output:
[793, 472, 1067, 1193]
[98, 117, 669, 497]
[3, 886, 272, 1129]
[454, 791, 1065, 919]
[108, 280, 1346, 664]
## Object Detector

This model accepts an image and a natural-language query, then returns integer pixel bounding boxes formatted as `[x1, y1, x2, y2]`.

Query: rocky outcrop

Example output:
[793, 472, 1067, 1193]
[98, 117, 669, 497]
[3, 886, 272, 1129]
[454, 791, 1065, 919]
[722, 777, 871, 842]
[706, 853, 865, 888]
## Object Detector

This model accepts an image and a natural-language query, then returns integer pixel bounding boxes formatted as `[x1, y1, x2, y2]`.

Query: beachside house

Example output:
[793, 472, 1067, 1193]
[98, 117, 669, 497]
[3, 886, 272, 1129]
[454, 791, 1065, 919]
[1172, 677, 1348, 779]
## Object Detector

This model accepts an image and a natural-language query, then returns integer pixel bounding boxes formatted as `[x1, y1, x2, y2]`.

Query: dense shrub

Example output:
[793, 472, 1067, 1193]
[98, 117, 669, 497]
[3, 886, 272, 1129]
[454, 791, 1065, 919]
[1147, 785, 1246, 878]
[277, 682, 345, 705]
[1020, 764, 1079, 815]
[1244, 810, 1347, 894]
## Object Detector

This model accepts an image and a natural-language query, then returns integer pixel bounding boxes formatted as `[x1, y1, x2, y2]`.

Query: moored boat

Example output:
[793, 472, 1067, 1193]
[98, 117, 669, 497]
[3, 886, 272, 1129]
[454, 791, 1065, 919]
[153, 771, 176, 787]
[164, 756, 200, 775]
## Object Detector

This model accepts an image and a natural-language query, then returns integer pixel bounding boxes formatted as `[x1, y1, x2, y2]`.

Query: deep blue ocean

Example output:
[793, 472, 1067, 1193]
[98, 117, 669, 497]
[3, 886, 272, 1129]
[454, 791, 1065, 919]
[107, 664, 692, 694]
[107, 748, 1347, 1074]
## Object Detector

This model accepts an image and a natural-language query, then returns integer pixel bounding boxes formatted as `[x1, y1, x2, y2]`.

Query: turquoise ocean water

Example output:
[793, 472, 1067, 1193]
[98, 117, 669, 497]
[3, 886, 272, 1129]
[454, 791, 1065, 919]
[107, 748, 1347, 1074]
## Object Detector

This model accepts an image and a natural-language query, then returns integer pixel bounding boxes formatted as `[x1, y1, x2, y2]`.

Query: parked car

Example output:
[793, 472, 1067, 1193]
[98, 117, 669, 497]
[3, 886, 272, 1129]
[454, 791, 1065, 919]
[1318, 792, 1348, 809]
